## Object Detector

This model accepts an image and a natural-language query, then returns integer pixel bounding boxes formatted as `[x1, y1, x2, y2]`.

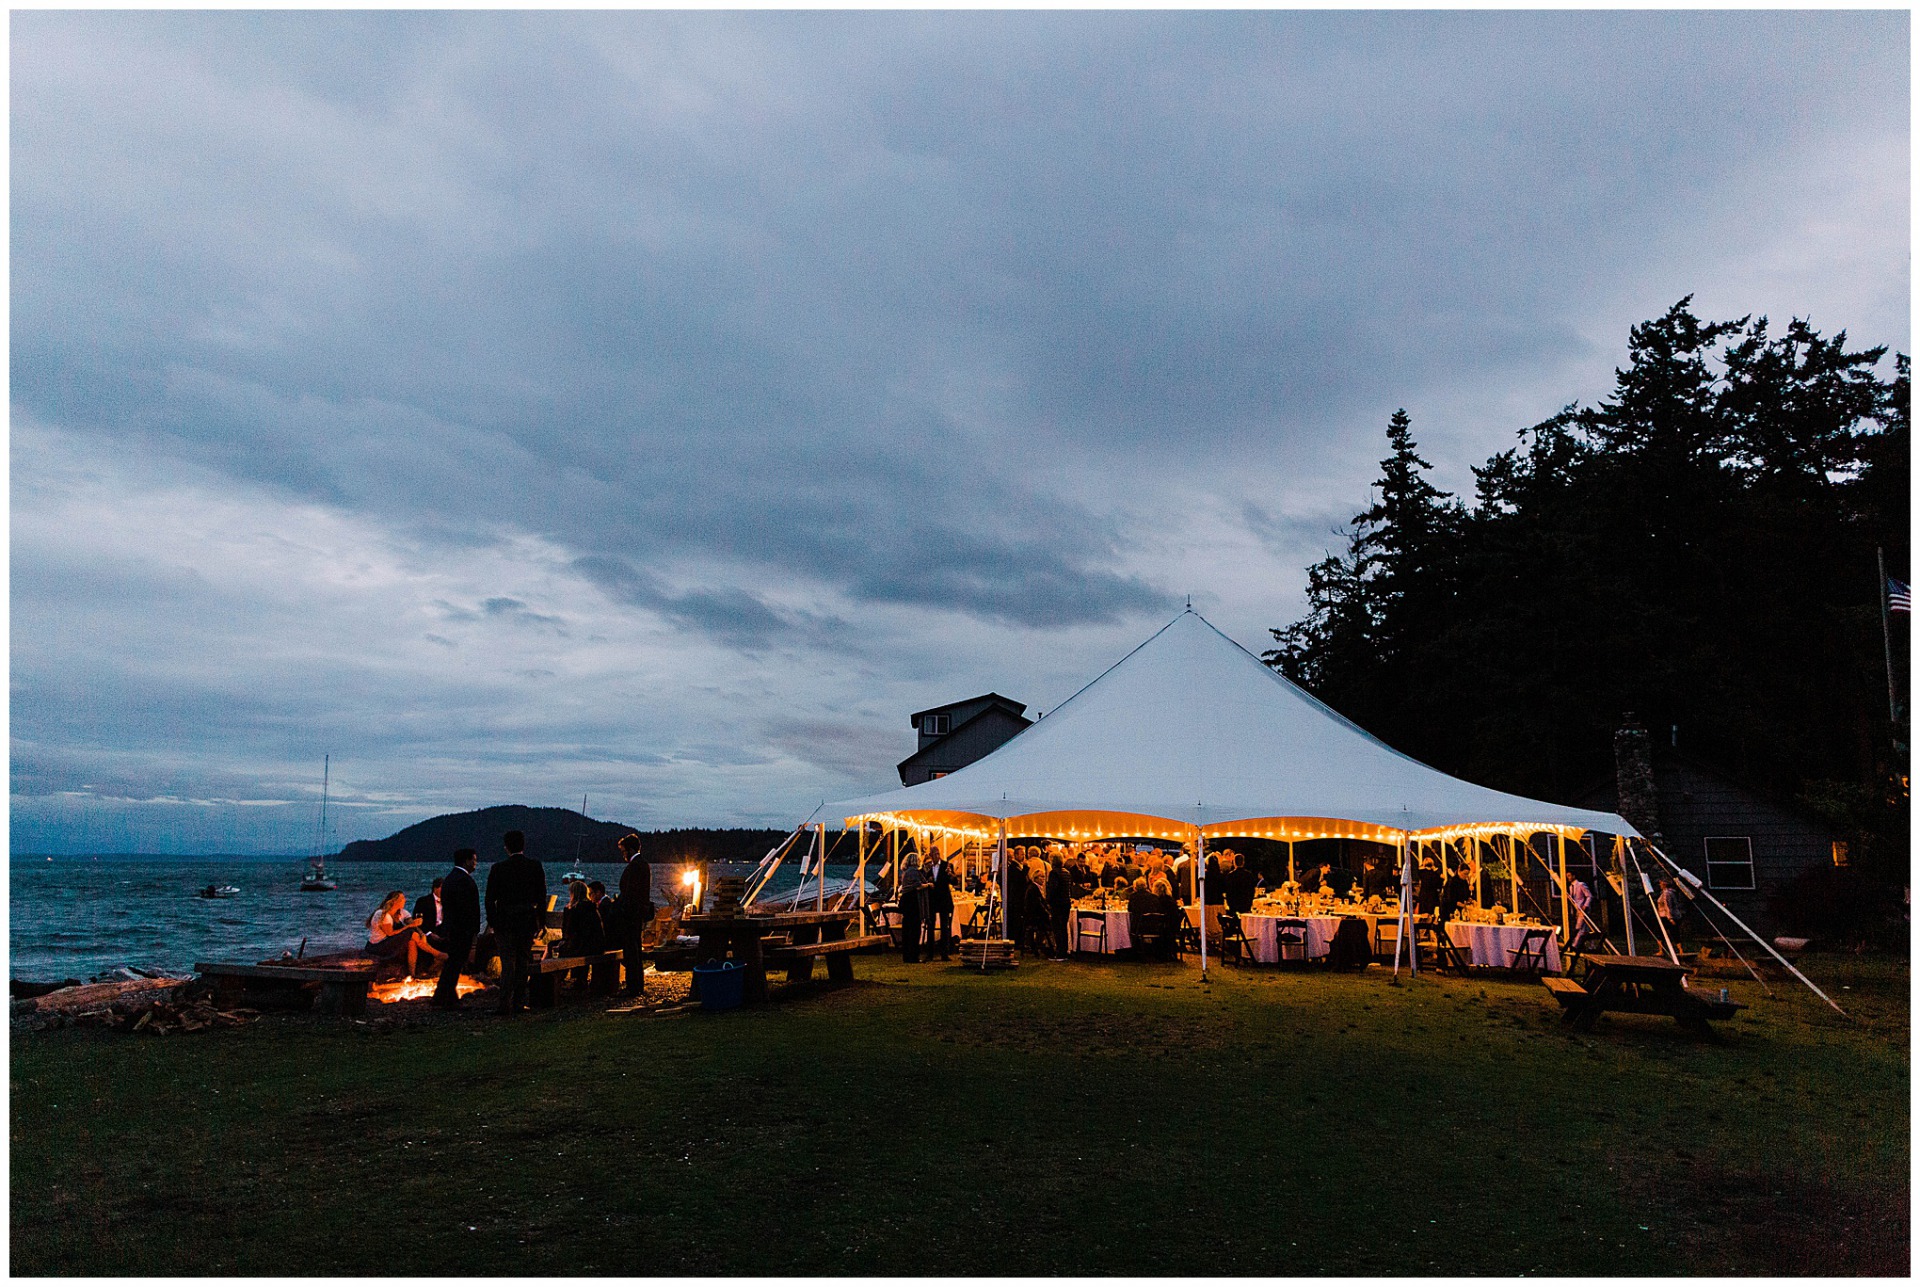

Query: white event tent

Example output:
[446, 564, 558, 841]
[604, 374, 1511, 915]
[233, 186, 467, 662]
[815, 610, 1840, 1003]
[832, 609, 1635, 844]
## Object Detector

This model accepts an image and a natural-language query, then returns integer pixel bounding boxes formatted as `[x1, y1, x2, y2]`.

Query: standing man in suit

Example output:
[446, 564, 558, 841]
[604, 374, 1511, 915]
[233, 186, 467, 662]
[927, 851, 956, 960]
[1221, 853, 1258, 914]
[485, 829, 547, 1016]
[1438, 859, 1473, 927]
[431, 850, 481, 1010]
[616, 832, 652, 997]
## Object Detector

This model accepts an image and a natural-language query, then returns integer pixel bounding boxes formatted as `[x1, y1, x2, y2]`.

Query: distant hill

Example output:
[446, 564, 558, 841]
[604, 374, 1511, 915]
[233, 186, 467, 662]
[335, 806, 790, 867]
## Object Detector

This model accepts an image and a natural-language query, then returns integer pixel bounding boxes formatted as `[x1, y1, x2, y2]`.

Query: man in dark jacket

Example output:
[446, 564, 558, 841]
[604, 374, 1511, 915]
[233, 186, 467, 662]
[431, 850, 481, 1010]
[1221, 853, 1258, 914]
[413, 878, 444, 936]
[927, 854, 956, 959]
[1438, 861, 1473, 925]
[616, 833, 651, 997]
[485, 830, 547, 1015]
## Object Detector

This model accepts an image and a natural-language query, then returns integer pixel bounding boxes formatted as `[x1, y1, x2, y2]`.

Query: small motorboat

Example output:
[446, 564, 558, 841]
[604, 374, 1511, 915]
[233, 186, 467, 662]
[561, 867, 589, 883]
[199, 884, 240, 899]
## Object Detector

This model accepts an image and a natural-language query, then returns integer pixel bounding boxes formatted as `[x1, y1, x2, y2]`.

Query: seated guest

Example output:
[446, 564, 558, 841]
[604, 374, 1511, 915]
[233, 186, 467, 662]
[559, 881, 605, 956]
[366, 890, 445, 978]
[1129, 876, 1177, 960]
[414, 878, 445, 942]
[1222, 853, 1258, 914]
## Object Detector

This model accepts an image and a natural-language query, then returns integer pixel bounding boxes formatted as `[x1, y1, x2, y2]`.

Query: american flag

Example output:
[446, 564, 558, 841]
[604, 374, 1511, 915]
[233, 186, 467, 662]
[1891, 577, 1911, 614]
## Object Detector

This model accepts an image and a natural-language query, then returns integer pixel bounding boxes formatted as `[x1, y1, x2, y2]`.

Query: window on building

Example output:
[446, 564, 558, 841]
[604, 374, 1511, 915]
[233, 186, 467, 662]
[1703, 836, 1755, 890]
[1831, 840, 1850, 868]
[928, 770, 948, 780]
[922, 713, 950, 735]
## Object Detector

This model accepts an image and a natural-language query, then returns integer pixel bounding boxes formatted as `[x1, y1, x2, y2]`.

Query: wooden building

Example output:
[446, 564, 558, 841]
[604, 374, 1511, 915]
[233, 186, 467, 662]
[897, 693, 1032, 787]
[1573, 742, 1839, 936]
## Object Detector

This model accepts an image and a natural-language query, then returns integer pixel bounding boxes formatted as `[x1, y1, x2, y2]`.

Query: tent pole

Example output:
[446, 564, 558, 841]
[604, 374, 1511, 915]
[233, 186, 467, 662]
[816, 823, 826, 911]
[1614, 836, 1636, 956]
[1639, 839, 1845, 1015]
[1196, 828, 1209, 980]
[1288, 839, 1296, 886]
[1557, 832, 1570, 942]
[1393, 827, 1413, 978]
[997, 820, 1009, 944]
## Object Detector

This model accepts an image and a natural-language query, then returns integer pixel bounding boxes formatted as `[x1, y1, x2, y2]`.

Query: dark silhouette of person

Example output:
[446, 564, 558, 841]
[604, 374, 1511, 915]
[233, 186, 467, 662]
[616, 833, 651, 997]
[1046, 857, 1071, 961]
[1221, 854, 1258, 914]
[414, 877, 444, 941]
[432, 849, 481, 1010]
[897, 855, 927, 963]
[1438, 864, 1473, 925]
[1362, 856, 1396, 901]
[1204, 850, 1224, 904]
[1415, 856, 1443, 915]
[927, 853, 956, 959]
[485, 829, 547, 1016]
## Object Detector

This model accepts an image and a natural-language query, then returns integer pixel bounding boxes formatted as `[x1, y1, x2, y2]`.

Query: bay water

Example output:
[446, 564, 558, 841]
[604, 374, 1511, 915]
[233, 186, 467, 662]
[9, 854, 863, 982]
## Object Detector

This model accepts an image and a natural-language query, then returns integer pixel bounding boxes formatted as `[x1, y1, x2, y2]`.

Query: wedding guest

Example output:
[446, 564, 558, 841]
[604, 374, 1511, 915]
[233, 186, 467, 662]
[367, 890, 444, 979]
[431, 849, 480, 1009]
[485, 830, 547, 1016]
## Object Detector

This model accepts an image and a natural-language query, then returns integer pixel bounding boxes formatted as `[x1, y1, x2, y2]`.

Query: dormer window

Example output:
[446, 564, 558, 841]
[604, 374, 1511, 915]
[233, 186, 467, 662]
[922, 713, 951, 735]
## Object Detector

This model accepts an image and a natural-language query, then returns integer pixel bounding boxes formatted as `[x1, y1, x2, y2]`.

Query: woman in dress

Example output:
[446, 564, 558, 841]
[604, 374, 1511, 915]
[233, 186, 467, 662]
[366, 890, 445, 978]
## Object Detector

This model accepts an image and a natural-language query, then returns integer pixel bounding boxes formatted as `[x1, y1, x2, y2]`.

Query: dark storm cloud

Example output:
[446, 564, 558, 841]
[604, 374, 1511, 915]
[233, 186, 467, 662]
[10, 10, 1906, 847]
[16, 10, 1903, 632]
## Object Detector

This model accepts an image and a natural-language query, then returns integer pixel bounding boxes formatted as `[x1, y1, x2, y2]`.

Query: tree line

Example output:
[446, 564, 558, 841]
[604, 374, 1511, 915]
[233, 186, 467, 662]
[1266, 298, 1908, 877]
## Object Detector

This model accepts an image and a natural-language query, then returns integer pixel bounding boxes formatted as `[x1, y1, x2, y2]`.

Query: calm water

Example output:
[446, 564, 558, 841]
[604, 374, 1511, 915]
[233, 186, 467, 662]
[9, 855, 861, 981]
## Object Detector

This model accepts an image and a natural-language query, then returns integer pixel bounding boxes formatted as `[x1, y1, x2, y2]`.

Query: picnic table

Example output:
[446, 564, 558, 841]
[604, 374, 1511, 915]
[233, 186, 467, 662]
[681, 908, 880, 1003]
[1544, 953, 1745, 1034]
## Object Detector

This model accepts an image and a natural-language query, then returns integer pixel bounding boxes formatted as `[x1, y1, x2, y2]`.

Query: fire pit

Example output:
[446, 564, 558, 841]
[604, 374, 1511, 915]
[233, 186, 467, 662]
[368, 976, 486, 1004]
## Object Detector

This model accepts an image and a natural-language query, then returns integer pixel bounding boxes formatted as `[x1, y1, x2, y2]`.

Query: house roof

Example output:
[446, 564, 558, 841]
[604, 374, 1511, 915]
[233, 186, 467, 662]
[909, 692, 1028, 725]
[835, 610, 1637, 840]
[896, 703, 1032, 774]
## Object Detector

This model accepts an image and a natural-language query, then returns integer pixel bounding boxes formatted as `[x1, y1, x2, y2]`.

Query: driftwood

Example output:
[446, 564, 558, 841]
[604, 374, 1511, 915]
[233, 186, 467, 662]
[13, 977, 259, 1035]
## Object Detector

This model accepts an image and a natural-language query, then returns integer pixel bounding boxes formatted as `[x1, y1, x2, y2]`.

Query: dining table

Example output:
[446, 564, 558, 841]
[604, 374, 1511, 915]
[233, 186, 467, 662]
[1445, 920, 1562, 972]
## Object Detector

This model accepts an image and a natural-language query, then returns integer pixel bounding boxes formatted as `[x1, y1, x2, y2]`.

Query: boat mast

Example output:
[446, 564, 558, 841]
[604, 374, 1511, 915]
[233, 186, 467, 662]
[315, 755, 330, 869]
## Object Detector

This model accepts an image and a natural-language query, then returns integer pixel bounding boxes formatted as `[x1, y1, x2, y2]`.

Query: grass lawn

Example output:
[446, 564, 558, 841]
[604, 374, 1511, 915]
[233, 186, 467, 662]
[11, 952, 1908, 1275]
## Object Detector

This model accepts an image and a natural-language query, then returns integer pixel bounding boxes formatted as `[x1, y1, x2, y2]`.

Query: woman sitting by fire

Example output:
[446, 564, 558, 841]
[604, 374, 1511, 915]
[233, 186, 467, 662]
[366, 890, 446, 978]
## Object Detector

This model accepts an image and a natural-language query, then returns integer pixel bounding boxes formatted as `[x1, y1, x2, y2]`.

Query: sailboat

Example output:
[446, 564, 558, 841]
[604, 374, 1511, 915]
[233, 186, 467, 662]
[299, 756, 339, 892]
[561, 793, 590, 883]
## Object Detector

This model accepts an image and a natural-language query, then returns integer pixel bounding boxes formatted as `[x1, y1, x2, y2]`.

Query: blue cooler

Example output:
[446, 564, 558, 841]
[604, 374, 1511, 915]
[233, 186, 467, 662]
[691, 960, 745, 1011]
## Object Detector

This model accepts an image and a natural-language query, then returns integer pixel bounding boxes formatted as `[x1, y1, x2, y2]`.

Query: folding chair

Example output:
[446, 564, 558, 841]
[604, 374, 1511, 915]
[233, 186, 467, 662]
[1219, 910, 1257, 966]
[1073, 908, 1109, 956]
[1413, 920, 1470, 974]
[1374, 917, 1404, 962]
[1175, 909, 1203, 956]
[1508, 926, 1555, 974]
[1273, 918, 1311, 965]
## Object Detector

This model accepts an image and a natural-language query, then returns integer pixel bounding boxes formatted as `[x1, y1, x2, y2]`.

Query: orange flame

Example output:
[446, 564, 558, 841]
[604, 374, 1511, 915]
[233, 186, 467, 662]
[369, 976, 486, 1004]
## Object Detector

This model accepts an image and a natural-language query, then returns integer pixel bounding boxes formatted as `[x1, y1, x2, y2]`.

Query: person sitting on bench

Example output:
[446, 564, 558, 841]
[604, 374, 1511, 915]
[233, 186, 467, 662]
[366, 890, 445, 979]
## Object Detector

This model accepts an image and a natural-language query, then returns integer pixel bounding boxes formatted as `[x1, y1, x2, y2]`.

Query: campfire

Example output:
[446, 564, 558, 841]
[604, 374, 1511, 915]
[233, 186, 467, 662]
[369, 976, 487, 1004]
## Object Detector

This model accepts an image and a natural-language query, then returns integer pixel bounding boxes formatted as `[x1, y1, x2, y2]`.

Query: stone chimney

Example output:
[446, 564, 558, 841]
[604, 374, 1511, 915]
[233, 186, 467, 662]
[1613, 714, 1662, 842]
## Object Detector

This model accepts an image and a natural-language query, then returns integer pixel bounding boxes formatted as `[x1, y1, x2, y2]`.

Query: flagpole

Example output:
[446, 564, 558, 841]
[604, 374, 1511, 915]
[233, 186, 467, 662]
[1879, 546, 1898, 726]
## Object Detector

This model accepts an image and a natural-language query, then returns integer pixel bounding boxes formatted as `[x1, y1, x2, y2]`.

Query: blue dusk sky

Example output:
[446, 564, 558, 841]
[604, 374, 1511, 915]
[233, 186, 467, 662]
[10, 11, 1909, 853]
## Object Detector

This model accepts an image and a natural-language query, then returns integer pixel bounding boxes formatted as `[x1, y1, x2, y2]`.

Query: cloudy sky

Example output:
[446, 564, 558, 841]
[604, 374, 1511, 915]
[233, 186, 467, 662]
[11, 10, 1908, 853]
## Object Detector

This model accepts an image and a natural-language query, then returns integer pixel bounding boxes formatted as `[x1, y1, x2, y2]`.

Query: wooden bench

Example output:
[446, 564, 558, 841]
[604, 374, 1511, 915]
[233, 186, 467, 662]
[1542, 976, 1590, 1008]
[762, 935, 892, 984]
[196, 962, 377, 1017]
[529, 950, 626, 1007]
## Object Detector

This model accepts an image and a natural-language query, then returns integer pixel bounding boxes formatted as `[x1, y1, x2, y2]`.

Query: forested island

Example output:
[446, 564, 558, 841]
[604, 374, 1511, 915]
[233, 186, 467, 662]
[336, 804, 788, 866]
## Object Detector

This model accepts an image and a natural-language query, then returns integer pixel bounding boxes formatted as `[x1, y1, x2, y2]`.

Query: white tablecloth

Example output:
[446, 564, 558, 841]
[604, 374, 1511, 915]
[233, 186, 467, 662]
[1446, 921, 1562, 971]
[1073, 905, 1132, 953]
[1237, 912, 1384, 961]
[882, 890, 982, 940]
